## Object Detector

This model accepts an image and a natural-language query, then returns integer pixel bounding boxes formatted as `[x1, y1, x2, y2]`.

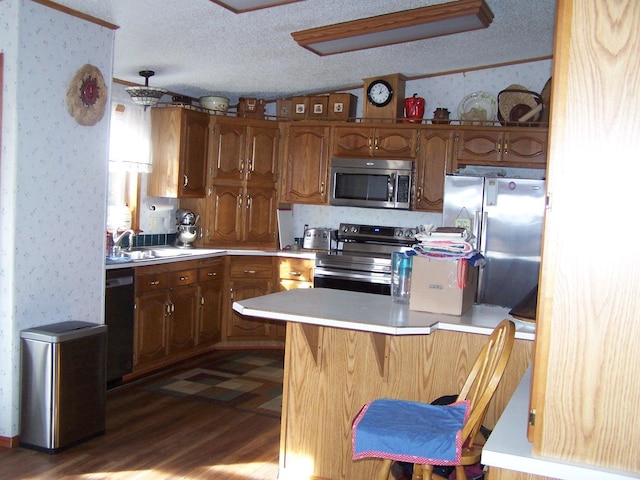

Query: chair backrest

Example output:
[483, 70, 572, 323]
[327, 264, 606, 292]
[456, 319, 516, 446]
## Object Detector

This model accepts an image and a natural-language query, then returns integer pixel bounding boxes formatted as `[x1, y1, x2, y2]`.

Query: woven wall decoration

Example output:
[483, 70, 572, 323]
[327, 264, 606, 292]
[66, 64, 108, 126]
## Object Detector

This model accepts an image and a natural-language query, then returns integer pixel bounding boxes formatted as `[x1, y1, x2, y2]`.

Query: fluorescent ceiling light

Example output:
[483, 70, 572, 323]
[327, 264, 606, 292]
[210, 0, 303, 14]
[291, 0, 494, 56]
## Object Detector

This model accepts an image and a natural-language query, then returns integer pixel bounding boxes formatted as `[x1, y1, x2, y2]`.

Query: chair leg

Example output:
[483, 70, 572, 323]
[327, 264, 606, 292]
[376, 459, 393, 480]
[454, 465, 467, 480]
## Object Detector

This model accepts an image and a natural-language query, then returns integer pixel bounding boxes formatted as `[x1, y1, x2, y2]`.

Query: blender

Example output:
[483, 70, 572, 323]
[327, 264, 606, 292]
[175, 209, 198, 248]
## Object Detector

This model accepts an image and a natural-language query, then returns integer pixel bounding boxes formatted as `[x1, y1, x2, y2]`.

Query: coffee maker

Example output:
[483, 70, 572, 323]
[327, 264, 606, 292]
[175, 209, 198, 248]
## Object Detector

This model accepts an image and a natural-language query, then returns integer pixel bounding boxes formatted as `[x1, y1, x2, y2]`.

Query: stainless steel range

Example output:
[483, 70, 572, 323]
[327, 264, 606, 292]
[313, 223, 417, 295]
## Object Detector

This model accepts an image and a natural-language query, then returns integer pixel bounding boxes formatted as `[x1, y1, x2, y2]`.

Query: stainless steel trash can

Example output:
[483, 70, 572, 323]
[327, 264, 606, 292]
[20, 321, 107, 453]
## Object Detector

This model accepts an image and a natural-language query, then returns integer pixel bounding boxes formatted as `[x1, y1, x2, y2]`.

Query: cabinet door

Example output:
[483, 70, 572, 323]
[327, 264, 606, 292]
[227, 279, 272, 340]
[166, 284, 198, 355]
[455, 129, 502, 164]
[244, 186, 277, 244]
[332, 126, 372, 157]
[502, 130, 548, 166]
[211, 121, 246, 182]
[247, 125, 279, 184]
[414, 129, 455, 212]
[374, 128, 417, 158]
[179, 109, 209, 197]
[197, 278, 224, 346]
[281, 124, 330, 204]
[333, 126, 417, 158]
[134, 290, 168, 368]
[205, 185, 243, 243]
[148, 108, 208, 198]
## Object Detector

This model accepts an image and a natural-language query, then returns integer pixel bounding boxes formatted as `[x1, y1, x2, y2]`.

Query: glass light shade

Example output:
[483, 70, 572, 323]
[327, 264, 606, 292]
[125, 86, 168, 107]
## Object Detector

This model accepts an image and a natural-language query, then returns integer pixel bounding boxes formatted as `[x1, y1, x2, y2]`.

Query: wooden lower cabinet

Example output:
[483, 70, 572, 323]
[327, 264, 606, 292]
[196, 259, 225, 346]
[275, 257, 314, 338]
[224, 255, 277, 341]
[133, 257, 225, 374]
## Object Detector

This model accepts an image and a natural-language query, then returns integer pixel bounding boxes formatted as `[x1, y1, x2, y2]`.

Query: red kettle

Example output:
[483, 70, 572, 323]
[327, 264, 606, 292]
[404, 93, 425, 123]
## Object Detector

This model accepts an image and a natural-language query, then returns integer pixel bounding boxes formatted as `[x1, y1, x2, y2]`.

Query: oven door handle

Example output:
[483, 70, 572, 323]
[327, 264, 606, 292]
[314, 268, 390, 284]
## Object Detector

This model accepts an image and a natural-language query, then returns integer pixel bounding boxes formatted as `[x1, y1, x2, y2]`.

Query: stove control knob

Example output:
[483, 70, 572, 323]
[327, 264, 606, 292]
[405, 229, 415, 238]
[342, 225, 350, 233]
[395, 229, 403, 237]
[351, 226, 358, 233]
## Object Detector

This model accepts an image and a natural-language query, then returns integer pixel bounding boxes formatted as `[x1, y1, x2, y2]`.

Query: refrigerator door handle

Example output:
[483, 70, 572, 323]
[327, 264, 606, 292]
[476, 211, 489, 304]
[473, 210, 483, 250]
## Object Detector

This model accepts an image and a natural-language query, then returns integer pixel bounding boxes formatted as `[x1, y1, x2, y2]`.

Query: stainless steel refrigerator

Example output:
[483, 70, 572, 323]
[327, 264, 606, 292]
[442, 174, 546, 308]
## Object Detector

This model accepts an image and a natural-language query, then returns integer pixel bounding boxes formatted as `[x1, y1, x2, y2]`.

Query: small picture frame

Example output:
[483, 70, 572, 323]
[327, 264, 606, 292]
[295, 103, 306, 114]
[334, 102, 344, 113]
[313, 104, 324, 114]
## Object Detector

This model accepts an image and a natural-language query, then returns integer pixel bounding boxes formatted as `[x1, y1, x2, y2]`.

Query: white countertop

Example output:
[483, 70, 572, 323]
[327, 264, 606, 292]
[233, 288, 535, 340]
[105, 247, 316, 269]
[483, 367, 640, 479]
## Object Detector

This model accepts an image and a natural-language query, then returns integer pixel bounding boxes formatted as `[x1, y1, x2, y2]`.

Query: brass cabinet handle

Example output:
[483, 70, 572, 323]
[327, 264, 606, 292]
[243, 269, 257, 274]
[207, 271, 217, 277]
[238, 194, 243, 208]
[183, 174, 188, 187]
[148, 280, 160, 286]
[374, 137, 379, 150]
[503, 139, 508, 155]
[179, 275, 189, 282]
[289, 271, 302, 276]
[246, 195, 252, 209]
[320, 182, 325, 195]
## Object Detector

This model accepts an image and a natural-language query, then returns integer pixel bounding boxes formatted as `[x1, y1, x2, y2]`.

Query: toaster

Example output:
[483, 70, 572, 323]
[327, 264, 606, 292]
[302, 228, 337, 251]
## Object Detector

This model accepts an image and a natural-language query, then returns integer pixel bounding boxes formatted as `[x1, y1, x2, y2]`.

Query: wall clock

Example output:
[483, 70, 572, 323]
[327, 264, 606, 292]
[366, 79, 393, 107]
[66, 64, 108, 126]
[363, 73, 407, 122]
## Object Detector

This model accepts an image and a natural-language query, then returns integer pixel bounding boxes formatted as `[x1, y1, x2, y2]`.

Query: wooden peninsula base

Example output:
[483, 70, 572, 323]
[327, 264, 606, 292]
[234, 289, 534, 480]
[280, 323, 532, 479]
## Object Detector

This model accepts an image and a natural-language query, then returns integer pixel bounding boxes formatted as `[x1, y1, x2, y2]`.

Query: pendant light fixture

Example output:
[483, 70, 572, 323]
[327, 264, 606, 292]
[125, 70, 168, 109]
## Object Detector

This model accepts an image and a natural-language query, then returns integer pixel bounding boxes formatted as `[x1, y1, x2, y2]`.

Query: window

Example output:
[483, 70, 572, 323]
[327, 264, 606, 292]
[107, 102, 152, 232]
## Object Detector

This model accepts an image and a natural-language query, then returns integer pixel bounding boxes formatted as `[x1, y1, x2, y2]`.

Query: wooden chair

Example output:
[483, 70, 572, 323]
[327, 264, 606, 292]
[352, 319, 516, 480]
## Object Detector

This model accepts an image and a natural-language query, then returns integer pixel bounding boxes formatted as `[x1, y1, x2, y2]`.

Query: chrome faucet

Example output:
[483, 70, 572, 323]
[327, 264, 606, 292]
[110, 228, 135, 257]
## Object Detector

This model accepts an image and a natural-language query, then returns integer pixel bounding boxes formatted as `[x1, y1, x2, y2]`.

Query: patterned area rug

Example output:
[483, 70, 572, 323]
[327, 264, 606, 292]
[144, 349, 284, 418]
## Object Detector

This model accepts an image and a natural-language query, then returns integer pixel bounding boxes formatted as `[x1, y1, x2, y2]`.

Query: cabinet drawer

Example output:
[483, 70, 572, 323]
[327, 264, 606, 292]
[136, 272, 169, 293]
[198, 263, 224, 282]
[229, 257, 273, 278]
[278, 258, 314, 282]
[169, 269, 198, 287]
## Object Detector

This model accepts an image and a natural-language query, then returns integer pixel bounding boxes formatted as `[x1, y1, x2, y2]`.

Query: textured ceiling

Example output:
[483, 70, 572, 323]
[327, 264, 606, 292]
[52, 0, 556, 103]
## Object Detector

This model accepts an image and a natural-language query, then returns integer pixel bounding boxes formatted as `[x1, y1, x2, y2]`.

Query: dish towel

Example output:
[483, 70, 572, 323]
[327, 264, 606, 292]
[352, 398, 469, 466]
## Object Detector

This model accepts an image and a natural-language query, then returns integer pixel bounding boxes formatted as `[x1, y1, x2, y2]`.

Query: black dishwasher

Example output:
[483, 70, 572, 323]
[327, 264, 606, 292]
[105, 268, 134, 387]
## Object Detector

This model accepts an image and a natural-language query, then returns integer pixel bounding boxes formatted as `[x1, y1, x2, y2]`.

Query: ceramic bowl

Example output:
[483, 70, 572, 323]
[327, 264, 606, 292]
[199, 96, 229, 114]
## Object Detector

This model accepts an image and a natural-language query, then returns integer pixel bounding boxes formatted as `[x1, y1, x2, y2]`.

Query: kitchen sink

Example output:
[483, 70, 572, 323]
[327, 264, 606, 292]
[122, 248, 191, 260]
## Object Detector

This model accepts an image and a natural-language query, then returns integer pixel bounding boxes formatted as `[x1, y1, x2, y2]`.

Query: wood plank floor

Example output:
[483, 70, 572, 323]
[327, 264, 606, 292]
[0, 351, 281, 479]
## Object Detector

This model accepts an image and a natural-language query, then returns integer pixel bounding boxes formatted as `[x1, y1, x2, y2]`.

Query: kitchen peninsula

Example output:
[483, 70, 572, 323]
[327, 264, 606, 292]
[233, 288, 534, 480]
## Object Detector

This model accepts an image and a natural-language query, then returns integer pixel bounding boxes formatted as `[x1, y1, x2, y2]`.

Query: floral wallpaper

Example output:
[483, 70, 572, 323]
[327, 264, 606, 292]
[0, 0, 115, 438]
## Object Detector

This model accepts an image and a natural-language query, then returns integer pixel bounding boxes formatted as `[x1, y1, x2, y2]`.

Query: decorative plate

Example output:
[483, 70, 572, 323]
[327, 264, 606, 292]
[457, 91, 497, 125]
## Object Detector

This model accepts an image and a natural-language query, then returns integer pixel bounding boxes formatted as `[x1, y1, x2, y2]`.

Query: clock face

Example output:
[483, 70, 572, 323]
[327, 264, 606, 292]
[367, 80, 393, 107]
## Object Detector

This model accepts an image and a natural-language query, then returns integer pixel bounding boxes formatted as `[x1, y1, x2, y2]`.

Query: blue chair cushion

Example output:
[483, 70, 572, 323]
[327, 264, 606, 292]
[352, 398, 469, 466]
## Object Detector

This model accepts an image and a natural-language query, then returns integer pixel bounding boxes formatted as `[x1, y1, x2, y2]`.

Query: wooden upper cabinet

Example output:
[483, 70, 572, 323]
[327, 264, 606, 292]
[414, 128, 455, 212]
[332, 125, 417, 158]
[246, 125, 279, 184]
[210, 118, 279, 184]
[455, 127, 548, 167]
[148, 107, 209, 198]
[210, 120, 246, 182]
[281, 124, 331, 204]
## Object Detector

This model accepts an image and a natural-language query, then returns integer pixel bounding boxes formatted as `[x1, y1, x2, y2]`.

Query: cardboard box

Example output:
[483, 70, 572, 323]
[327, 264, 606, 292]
[409, 257, 478, 316]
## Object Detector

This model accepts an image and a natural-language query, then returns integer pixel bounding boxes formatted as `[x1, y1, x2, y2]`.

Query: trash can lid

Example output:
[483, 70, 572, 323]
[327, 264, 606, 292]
[21, 321, 107, 342]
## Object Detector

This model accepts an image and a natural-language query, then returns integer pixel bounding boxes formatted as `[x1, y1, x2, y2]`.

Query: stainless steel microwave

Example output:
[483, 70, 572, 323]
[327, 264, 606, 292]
[329, 158, 413, 210]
